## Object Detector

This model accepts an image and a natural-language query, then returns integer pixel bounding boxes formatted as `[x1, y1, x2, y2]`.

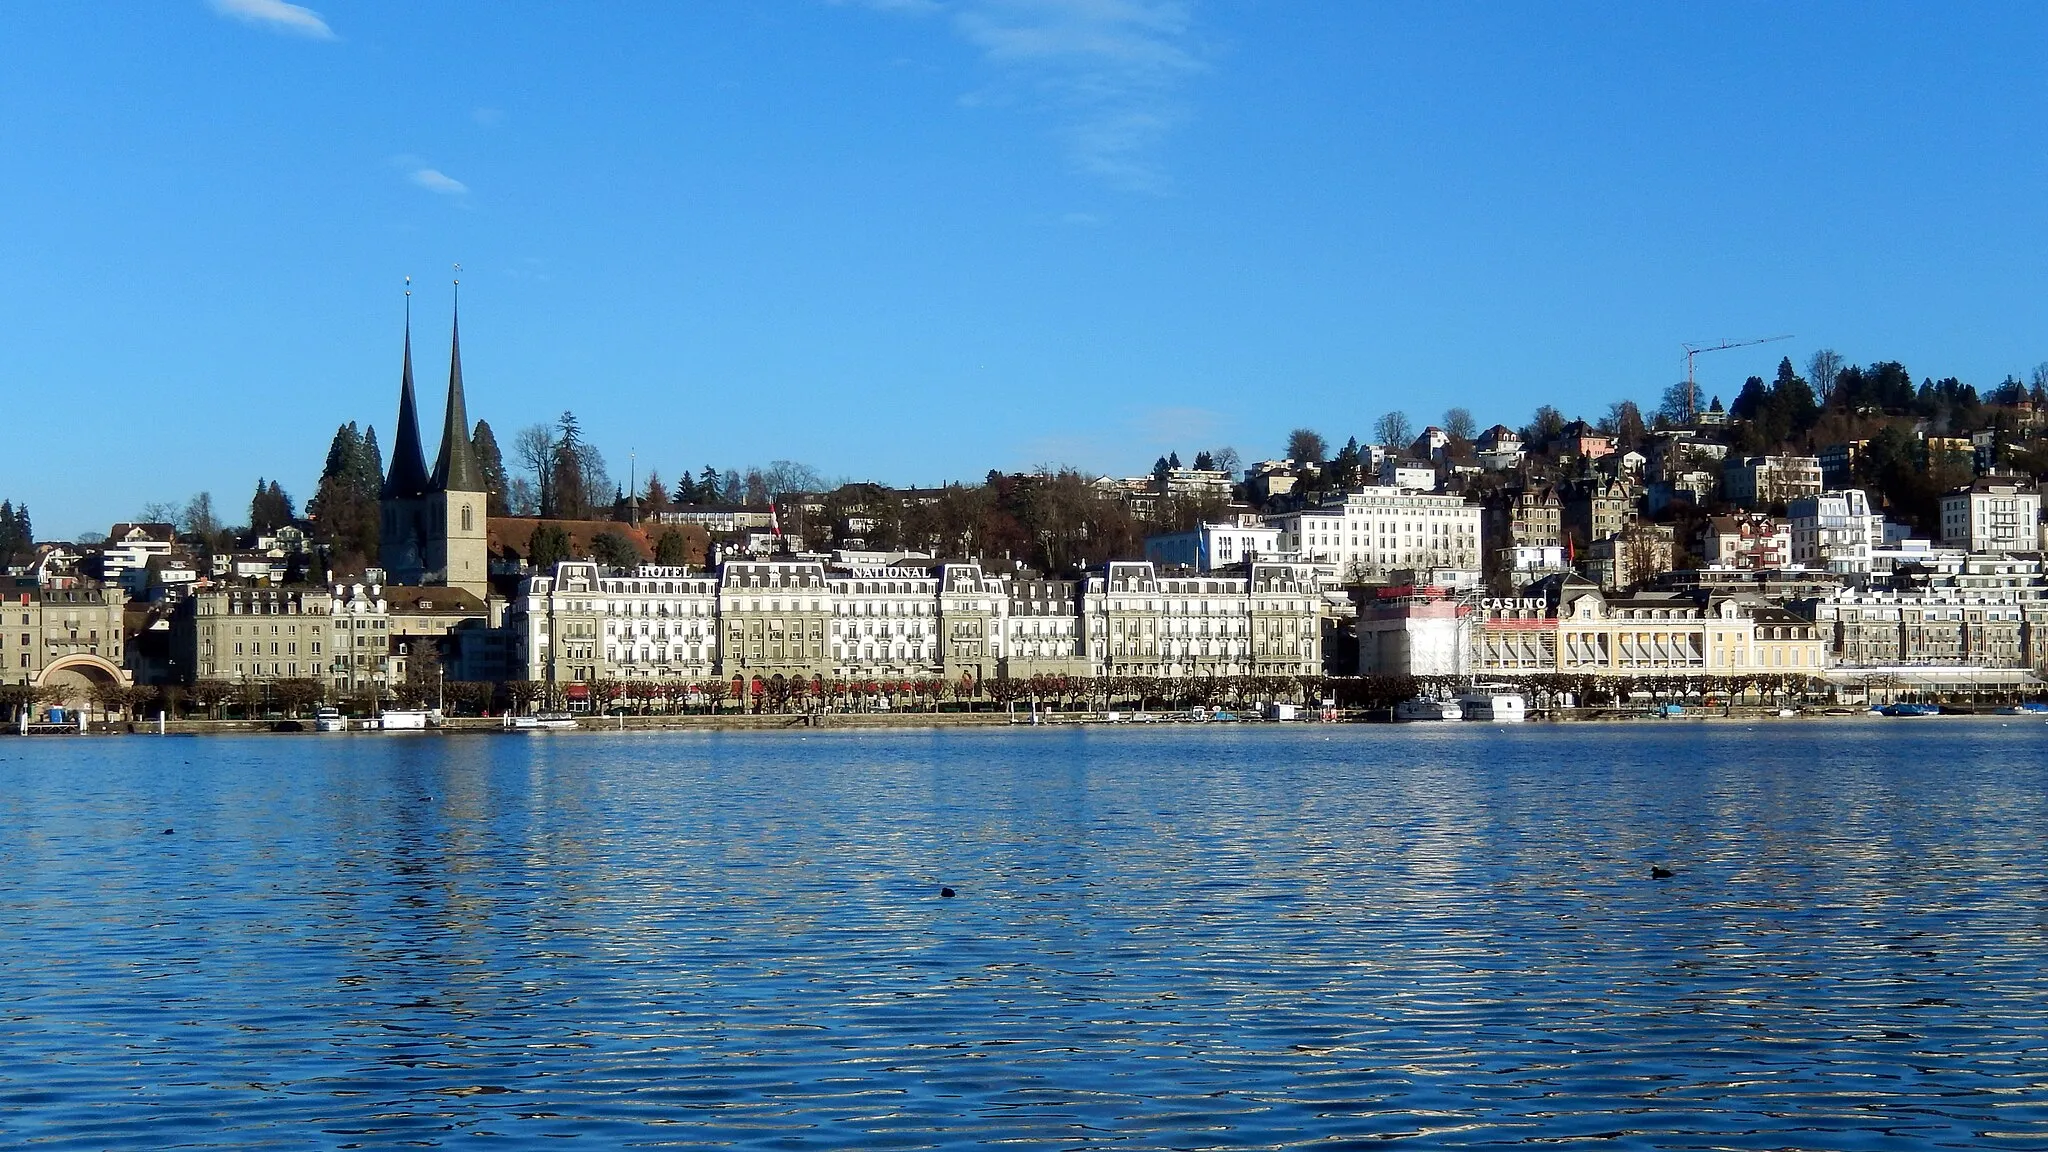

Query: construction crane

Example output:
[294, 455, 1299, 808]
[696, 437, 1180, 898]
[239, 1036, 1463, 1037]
[1680, 334, 1793, 423]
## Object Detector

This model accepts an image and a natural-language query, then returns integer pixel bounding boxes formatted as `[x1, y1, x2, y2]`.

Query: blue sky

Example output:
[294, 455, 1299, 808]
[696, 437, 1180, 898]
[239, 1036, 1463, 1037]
[7, 1, 2048, 536]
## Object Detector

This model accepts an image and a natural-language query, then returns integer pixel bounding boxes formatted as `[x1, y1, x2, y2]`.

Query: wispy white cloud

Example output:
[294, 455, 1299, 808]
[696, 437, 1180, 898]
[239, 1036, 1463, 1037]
[857, 0, 1203, 194]
[208, 0, 335, 40]
[409, 168, 469, 196]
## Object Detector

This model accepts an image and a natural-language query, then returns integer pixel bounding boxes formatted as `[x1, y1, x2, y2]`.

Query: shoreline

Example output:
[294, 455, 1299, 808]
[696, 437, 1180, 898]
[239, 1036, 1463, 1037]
[20, 706, 2046, 737]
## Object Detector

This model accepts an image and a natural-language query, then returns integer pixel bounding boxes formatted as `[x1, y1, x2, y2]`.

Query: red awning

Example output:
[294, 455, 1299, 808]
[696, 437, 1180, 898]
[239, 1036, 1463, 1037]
[565, 684, 590, 700]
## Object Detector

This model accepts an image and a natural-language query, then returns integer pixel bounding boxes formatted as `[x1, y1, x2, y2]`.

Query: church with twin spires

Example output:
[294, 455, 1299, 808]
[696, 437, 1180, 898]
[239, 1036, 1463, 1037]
[379, 301, 490, 602]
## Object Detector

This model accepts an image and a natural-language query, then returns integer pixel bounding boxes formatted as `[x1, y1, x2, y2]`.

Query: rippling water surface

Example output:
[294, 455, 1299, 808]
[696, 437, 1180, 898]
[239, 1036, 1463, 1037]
[3, 722, 2047, 1148]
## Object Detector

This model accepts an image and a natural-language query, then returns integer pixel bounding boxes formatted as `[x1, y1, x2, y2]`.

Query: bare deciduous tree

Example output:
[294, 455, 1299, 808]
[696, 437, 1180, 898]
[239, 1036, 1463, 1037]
[1286, 429, 1327, 464]
[514, 423, 556, 514]
[1808, 349, 1844, 405]
[1374, 410, 1414, 449]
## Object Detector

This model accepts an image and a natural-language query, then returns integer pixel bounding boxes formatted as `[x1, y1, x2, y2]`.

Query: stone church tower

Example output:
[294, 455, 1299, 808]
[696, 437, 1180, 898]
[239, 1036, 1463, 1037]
[379, 297, 490, 600]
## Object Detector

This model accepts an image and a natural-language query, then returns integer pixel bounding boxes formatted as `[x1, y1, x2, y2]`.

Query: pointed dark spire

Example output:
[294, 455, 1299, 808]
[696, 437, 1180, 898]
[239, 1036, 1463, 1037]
[431, 284, 486, 493]
[381, 293, 432, 500]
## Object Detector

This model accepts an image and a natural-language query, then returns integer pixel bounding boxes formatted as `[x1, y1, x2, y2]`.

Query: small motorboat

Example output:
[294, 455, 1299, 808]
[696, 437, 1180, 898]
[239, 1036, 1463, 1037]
[1394, 697, 1464, 722]
[313, 706, 347, 733]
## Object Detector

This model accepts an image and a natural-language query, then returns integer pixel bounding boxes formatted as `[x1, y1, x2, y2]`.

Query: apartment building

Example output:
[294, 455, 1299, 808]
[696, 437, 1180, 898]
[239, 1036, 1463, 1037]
[1481, 485, 1562, 562]
[1582, 524, 1676, 590]
[1143, 521, 1283, 572]
[1789, 490, 1886, 575]
[1939, 479, 2040, 553]
[98, 523, 178, 594]
[181, 585, 331, 686]
[1271, 488, 1481, 582]
[1378, 459, 1439, 490]
[328, 583, 393, 696]
[1724, 455, 1824, 509]
[1562, 477, 1634, 547]
[1699, 514, 1791, 571]
[0, 577, 131, 711]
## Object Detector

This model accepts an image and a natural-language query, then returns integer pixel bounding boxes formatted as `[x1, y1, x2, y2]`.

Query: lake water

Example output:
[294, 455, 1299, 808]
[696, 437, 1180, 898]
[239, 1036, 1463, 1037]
[3, 721, 2047, 1149]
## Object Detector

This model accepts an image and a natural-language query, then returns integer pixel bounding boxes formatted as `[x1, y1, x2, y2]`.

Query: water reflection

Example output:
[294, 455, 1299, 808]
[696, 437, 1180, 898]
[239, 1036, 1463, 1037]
[0, 723, 2045, 1148]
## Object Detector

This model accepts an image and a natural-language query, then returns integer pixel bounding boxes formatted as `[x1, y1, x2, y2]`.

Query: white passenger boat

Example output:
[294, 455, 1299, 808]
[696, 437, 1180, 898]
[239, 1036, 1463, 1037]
[378, 709, 435, 731]
[1394, 697, 1464, 722]
[509, 713, 578, 731]
[1455, 691, 1527, 722]
[313, 706, 347, 732]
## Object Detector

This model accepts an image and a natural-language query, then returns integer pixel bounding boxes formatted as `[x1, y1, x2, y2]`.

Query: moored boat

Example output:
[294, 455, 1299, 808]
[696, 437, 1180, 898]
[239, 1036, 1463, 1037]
[313, 706, 347, 732]
[1394, 697, 1464, 722]
[1455, 690, 1527, 722]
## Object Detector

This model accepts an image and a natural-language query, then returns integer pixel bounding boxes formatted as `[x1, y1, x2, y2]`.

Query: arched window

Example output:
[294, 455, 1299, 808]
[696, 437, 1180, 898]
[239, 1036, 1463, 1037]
[461, 504, 473, 532]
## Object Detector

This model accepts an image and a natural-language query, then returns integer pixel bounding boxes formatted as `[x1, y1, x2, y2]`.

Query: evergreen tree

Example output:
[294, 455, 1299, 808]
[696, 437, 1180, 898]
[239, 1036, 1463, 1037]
[1729, 376, 1768, 423]
[308, 422, 381, 563]
[1331, 437, 1363, 486]
[0, 501, 28, 564]
[320, 422, 358, 482]
[547, 412, 588, 519]
[1770, 357, 1819, 437]
[699, 466, 722, 504]
[527, 522, 571, 572]
[590, 529, 640, 568]
[654, 529, 691, 566]
[249, 479, 294, 534]
[643, 470, 671, 514]
[472, 420, 509, 517]
[358, 426, 384, 491]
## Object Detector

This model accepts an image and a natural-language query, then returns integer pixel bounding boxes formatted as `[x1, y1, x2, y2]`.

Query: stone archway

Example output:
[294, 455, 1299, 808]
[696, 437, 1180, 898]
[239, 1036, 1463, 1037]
[37, 654, 129, 719]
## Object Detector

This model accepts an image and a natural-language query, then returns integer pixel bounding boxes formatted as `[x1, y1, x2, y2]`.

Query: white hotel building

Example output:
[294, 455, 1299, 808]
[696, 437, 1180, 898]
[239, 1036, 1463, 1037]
[1270, 489, 1482, 582]
[828, 565, 943, 680]
[514, 562, 722, 687]
[512, 558, 1325, 688]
